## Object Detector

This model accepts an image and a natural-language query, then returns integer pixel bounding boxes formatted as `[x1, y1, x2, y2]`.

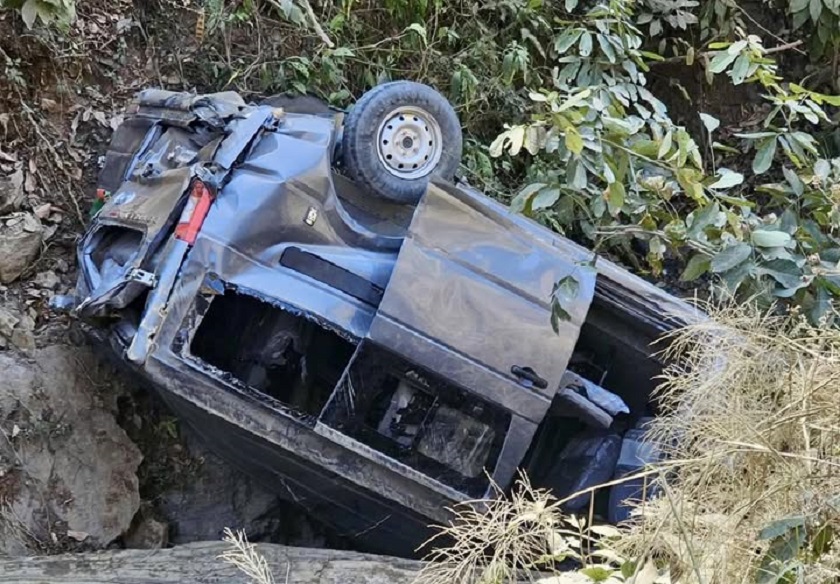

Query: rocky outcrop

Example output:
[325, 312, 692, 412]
[0, 541, 423, 583]
[0, 212, 43, 284]
[0, 345, 143, 555]
[0, 174, 24, 216]
[157, 433, 334, 548]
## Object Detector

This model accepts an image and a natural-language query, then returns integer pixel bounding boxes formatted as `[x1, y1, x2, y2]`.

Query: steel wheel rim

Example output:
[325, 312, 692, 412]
[376, 106, 443, 180]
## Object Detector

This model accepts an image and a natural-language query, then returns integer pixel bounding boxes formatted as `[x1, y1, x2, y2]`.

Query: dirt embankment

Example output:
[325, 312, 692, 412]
[0, 1, 342, 558]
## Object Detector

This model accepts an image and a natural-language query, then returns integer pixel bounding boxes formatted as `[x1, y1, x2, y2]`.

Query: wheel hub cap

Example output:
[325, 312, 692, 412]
[376, 107, 443, 180]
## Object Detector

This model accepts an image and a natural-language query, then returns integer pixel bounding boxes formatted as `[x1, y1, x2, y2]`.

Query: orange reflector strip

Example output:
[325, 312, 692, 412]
[175, 181, 214, 245]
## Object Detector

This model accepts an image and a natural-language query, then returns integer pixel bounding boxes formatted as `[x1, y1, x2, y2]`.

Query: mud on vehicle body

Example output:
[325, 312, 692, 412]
[62, 83, 702, 557]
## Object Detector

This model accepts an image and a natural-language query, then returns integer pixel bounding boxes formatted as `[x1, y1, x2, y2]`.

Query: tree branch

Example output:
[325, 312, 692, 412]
[652, 40, 804, 66]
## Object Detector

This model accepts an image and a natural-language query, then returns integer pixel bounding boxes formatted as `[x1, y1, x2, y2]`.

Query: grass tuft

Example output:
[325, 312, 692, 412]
[219, 527, 276, 584]
[617, 301, 840, 583]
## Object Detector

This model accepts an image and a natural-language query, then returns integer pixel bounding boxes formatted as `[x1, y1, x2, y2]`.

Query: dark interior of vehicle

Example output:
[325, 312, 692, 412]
[185, 278, 665, 514]
[190, 291, 356, 420]
[524, 295, 665, 517]
[319, 341, 511, 497]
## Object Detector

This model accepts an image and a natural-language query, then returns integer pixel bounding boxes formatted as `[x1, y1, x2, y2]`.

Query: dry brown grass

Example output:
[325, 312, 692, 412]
[415, 474, 629, 584]
[219, 527, 278, 584]
[617, 302, 840, 584]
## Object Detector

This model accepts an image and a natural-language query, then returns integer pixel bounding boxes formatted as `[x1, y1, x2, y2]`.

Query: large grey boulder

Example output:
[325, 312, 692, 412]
[0, 345, 143, 555]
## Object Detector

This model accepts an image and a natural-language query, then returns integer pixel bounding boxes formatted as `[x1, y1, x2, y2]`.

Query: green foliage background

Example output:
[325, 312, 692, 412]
[5, 0, 840, 322]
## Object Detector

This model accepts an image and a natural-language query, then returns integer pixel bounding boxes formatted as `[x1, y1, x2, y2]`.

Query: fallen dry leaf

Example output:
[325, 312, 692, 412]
[34, 203, 52, 219]
[67, 530, 89, 542]
[40, 98, 58, 112]
[24, 172, 37, 193]
[10, 169, 23, 189]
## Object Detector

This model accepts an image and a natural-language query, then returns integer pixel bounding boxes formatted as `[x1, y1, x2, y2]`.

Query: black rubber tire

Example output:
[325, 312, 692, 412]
[341, 81, 463, 205]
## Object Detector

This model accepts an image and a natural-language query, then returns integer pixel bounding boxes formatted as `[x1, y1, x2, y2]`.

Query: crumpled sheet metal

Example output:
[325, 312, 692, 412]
[134, 89, 248, 128]
[179, 112, 400, 341]
[77, 94, 283, 318]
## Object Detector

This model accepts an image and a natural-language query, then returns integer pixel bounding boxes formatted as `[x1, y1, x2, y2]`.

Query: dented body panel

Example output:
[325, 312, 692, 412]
[73, 90, 703, 557]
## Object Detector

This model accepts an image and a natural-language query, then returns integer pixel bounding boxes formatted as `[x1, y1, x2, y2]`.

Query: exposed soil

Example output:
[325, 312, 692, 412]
[0, 0, 349, 557]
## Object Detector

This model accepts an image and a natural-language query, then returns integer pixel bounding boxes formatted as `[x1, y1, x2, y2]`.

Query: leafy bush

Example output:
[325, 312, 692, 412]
[0, 0, 76, 29]
[8, 0, 840, 320]
[489, 1, 840, 323]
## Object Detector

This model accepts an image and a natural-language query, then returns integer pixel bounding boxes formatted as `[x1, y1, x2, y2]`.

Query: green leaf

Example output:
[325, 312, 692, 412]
[21, 0, 38, 28]
[658, 131, 673, 159]
[524, 125, 545, 155]
[730, 53, 751, 84]
[676, 130, 691, 166]
[681, 254, 711, 281]
[810, 0, 823, 21]
[570, 159, 587, 189]
[711, 243, 752, 273]
[532, 187, 562, 210]
[620, 561, 638, 580]
[579, 566, 614, 582]
[734, 132, 778, 139]
[783, 166, 805, 196]
[700, 113, 720, 133]
[812, 524, 834, 556]
[774, 276, 813, 298]
[579, 32, 593, 57]
[607, 182, 625, 215]
[814, 158, 831, 182]
[510, 182, 547, 213]
[756, 524, 807, 584]
[810, 281, 833, 324]
[551, 302, 571, 334]
[753, 137, 778, 175]
[758, 246, 793, 261]
[721, 260, 755, 294]
[554, 29, 583, 54]
[597, 34, 616, 63]
[403, 23, 428, 45]
[507, 126, 525, 156]
[687, 202, 720, 239]
[752, 230, 793, 248]
[709, 50, 738, 74]
[565, 0, 579, 12]
[550, 274, 580, 333]
[676, 168, 705, 202]
[557, 88, 592, 112]
[716, 193, 755, 207]
[565, 127, 584, 155]
[330, 46, 355, 58]
[758, 259, 805, 290]
[713, 142, 742, 155]
[709, 169, 744, 189]
[758, 515, 805, 540]
[780, 208, 799, 234]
